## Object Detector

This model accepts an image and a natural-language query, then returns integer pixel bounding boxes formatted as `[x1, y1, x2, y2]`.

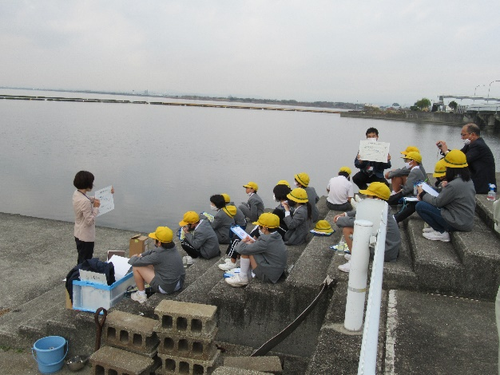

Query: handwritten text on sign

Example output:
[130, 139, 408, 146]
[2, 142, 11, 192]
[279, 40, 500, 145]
[358, 140, 390, 163]
[95, 185, 114, 217]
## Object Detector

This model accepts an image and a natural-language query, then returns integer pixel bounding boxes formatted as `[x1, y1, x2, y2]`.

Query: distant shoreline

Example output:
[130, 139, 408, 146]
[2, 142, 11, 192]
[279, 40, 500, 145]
[0, 92, 343, 114]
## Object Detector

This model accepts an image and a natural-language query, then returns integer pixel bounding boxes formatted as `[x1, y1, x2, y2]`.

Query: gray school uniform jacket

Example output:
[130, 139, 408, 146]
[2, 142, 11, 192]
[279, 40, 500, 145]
[211, 207, 235, 244]
[305, 186, 320, 222]
[184, 219, 220, 259]
[228, 202, 247, 227]
[283, 205, 311, 245]
[236, 231, 288, 283]
[421, 176, 476, 231]
[335, 208, 400, 262]
[128, 243, 185, 293]
[401, 166, 426, 196]
[387, 164, 427, 179]
[239, 193, 264, 222]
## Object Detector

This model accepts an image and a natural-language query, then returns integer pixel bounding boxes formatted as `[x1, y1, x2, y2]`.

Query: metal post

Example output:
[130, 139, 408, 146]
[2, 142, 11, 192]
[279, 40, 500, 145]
[344, 219, 373, 331]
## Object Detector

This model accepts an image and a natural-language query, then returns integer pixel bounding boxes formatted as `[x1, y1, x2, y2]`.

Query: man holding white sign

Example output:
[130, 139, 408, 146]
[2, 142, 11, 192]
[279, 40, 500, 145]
[352, 127, 391, 190]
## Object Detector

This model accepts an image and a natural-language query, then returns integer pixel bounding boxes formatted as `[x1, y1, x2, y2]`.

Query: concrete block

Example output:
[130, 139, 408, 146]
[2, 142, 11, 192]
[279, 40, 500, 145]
[154, 300, 217, 338]
[157, 350, 219, 374]
[407, 218, 464, 294]
[103, 310, 159, 356]
[90, 345, 160, 375]
[156, 331, 218, 359]
[224, 356, 282, 374]
[212, 367, 269, 375]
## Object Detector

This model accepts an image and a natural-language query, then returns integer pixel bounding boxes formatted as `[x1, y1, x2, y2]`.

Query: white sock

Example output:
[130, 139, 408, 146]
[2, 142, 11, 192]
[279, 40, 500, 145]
[239, 258, 250, 279]
[138, 290, 146, 296]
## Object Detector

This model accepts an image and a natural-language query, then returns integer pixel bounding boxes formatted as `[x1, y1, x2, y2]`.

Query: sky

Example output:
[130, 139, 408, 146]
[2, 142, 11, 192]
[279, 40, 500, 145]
[1, 1, 500, 106]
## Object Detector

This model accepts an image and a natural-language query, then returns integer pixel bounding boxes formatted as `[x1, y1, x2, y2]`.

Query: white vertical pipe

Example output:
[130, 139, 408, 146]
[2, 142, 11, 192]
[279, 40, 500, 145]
[344, 219, 373, 331]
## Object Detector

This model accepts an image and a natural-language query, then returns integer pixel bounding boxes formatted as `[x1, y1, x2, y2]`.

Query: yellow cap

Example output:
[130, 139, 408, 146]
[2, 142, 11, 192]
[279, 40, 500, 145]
[294, 173, 310, 187]
[400, 146, 420, 155]
[252, 213, 280, 229]
[148, 226, 173, 243]
[339, 166, 352, 175]
[276, 180, 290, 187]
[287, 188, 309, 203]
[359, 182, 391, 201]
[402, 151, 422, 164]
[243, 182, 258, 191]
[221, 193, 231, 203]
[314, 220, 334, 234]
[443, 149, 468, 168]
[179, 211, 200, 226]
[433, 158, 447, 178]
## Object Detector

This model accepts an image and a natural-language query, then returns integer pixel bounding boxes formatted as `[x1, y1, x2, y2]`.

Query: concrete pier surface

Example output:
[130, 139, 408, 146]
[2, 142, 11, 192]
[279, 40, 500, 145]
[0, 202, 499, 374]
[0, 213, 134, 375]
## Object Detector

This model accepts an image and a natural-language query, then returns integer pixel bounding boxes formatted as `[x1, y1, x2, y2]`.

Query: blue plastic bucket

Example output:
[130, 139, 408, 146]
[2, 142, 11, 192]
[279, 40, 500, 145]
[32, 336, 68, 374]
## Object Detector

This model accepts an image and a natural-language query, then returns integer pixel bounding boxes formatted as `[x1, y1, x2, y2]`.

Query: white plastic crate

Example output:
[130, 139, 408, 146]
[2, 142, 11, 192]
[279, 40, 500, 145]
[72, 272, 134, 312]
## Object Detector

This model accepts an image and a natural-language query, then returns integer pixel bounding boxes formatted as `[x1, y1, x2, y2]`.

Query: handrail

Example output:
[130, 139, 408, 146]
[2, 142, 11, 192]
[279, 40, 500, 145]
[357, 203, 389, 375]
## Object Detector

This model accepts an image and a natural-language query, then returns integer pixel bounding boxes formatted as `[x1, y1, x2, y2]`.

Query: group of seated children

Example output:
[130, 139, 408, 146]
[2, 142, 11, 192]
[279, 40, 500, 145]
[128, 173, 320, 302]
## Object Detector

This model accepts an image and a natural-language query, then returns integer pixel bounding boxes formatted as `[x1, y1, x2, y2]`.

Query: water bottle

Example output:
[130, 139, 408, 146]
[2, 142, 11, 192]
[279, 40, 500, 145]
[487, 184, 496, 202]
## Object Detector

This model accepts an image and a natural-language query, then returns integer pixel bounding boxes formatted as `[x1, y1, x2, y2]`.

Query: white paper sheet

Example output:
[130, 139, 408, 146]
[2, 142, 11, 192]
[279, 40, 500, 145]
[108, 255, 131, 280]
[94, 185, 114, 217]
[358, 140, 390, 163]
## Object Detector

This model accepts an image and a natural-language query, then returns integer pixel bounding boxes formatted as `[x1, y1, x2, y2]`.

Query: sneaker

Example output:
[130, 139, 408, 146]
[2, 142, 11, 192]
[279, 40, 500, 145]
[218, 260, 239, 271]
[344, 253, 352, 261]
[338, 261, 351, 273]
[225, 273, 249, 287]
[422, 227, 436, 233]
[183, 256, 194, 268]
[423, 231, 450, 242]
[130, 291, 147, 304]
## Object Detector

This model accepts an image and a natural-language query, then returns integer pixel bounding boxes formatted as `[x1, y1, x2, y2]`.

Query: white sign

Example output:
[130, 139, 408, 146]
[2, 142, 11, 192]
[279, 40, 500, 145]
[95, 185, 114, 217]
[358, 140, 390, 163]
[79, 269, 108, 285]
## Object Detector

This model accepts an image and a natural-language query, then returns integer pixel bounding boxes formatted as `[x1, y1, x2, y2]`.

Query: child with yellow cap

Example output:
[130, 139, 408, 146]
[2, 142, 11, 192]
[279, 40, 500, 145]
[128, 226, 185, 304]
[238, 181, 264, 222]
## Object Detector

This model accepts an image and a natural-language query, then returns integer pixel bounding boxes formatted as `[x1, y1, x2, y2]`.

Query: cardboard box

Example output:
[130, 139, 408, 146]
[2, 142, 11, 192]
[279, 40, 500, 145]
[129, 234, 149, 257]
[65, 289, 72, 309]
[107, 249, 126, 261]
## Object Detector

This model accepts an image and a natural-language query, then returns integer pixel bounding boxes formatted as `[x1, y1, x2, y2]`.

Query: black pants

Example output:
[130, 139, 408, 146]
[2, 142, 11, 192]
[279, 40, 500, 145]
[75, 237, 94, 265]
[180, 241, 201, 258]
[352, 172, 389, 190]
[394, 201, 417, 222]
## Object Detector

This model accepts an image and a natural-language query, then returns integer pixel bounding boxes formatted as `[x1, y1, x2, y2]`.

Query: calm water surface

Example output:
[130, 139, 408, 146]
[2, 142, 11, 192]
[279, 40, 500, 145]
[1, 90, 499, 232]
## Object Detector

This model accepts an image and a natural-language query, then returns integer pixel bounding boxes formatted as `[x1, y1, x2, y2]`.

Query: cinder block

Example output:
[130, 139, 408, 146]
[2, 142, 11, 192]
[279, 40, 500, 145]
[156, 331, 218, 359]
[90, 345, 160, 375]
[224, 356, 282, 374]
[212, 367, 269, 375]
[157, 350, 219, 375]
[103, 310, 159, 356]
[155, 300, 217, 338]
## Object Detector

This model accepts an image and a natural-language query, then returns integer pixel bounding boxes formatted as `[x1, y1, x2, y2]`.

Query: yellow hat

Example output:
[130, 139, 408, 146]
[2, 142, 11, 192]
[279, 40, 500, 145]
[313, 220, 334, 234]
[433, 158, 447, 178]
[221, 193, 231, 203]
[402, 151, 422, 164]
[294, 173, 310, 187]
[339, 166, 352, 175]
[287, 188, 309, 203]
[243, 182, 258, 191]
[179, 211, 200, 226]
[359, 182, 391, 201]
[276, 180, 290, 187]
[400, 146, 420, 156]
[148, 226, 173, 243]
[443, 149, 468, 168]
[252, 212, 280, 229]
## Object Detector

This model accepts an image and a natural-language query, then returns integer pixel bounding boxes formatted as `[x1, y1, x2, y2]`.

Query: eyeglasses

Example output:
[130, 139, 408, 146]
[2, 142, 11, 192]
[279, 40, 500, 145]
[461, 133, 470, 137]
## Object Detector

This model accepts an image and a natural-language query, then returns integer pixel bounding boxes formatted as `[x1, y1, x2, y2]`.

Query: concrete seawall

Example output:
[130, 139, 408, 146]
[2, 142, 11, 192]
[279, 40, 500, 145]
[340, 110, 468, 125]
